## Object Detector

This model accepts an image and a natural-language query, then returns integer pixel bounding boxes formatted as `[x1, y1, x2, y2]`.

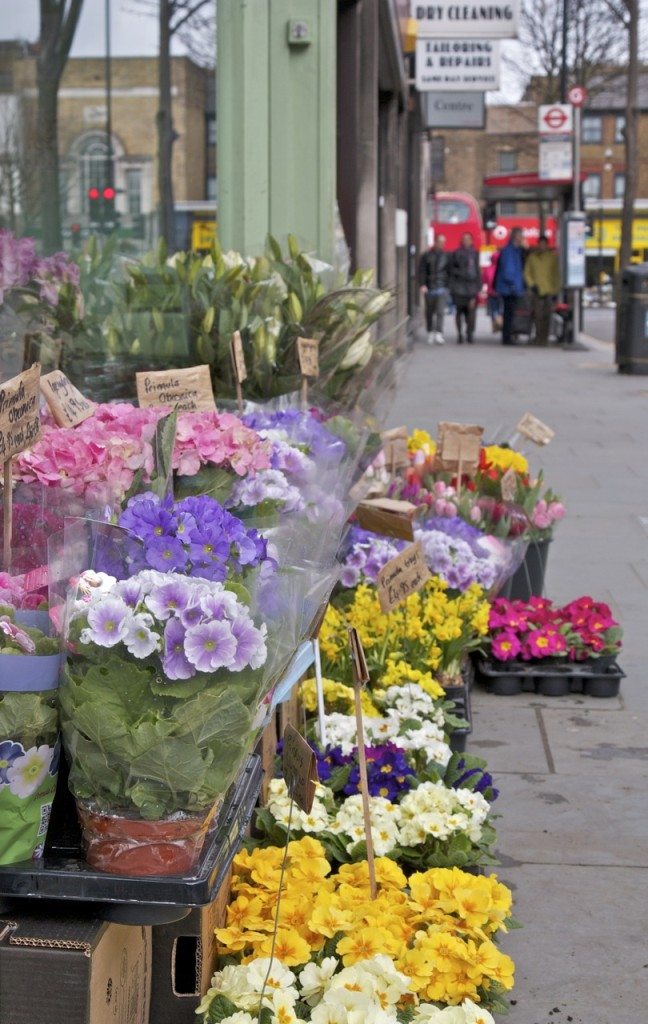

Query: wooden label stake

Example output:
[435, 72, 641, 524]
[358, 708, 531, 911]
[297, 337, 319, 412]
[40, 370, 94, 427]
[376, 541, 431, 614]
[348, 627, 376, 899]
[516, 412, 555, 447]
[136, 364, 216, 413]
[0, 364, 42, 572]
[283, 724, 318, 814]
[230, 331, 247, 414]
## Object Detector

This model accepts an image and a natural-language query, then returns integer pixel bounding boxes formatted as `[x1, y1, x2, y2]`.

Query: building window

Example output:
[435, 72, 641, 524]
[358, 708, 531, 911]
[614, 173, 625, 199]
[125, 167, 142, 216]
[78, 134, 113, 214]
[583, 173, 602, 199]
[615, 116, 625, 143]
[430, 136, 445, 183]
[206, 115, 216, 146]
[582, 115, 602, 144]
[498, 150, 517, 173]
[206, 175, 217, 201]
[500, 201, 518, 216]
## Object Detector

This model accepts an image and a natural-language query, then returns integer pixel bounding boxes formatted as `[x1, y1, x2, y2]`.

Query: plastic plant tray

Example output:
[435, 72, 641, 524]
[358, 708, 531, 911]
[0, 756, 262, 923]
[475, 657, 625, 697]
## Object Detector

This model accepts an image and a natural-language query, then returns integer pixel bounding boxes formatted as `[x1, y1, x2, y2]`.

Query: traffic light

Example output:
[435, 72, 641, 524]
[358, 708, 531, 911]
[102, 185, 117, 230]
[87, 186, 101, 226]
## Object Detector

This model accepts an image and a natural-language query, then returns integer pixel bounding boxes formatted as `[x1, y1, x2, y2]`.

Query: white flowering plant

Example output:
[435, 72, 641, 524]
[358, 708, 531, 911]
[197, 954, 496, 1024]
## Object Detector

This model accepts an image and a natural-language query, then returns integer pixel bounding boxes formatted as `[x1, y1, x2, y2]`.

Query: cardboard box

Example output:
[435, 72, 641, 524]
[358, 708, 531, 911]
[0, 913, 151, 1024]
[149, 868, 231, 1024]
[258, 710, 278, 803]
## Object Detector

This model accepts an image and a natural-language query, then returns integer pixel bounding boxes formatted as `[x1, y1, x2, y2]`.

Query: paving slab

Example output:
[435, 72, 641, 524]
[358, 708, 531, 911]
[468, 702, 551, 774]
[541, 707, 648, 779]
[496, 864, 648, 1024]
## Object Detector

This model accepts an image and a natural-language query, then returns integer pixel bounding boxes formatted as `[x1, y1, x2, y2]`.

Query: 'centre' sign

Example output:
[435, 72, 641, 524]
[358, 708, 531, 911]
[410, 2, 520, 39]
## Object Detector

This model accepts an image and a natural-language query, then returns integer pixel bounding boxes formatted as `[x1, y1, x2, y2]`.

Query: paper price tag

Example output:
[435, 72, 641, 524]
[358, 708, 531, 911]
[516, 412, 554, 446]
[40, 370, 94, 427]
[283, 725, 319, 813]
[355, 497, 416, 541]
[0, 364, 41, 462]
[501, 467, 518, 502]
[348, 626, 370, 687]
[381, 425, 409, 471]
[297, 337, 319, 378]
[230, 331, 248, 384]
[436, 421, 483, 473]
[136, 365, 216, 413]
[376, 541, 431, 614]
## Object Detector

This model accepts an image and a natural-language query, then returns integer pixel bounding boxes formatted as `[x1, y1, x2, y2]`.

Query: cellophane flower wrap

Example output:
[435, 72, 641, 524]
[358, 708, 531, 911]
[0, 606, 61, 866]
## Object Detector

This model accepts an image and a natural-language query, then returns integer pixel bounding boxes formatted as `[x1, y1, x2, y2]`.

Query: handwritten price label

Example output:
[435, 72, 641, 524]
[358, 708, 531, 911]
[355, 497, 416, 541]
[297, 337, 319, 378]
[283, 725, 318, 813]
[376, 541, 431, 613]
[230, 331, 248, 384]
[501, 467, 518, 502]
[136, 365, 216, 413]
[516, 412, 554, 446]
[381, 426, 409, 471]
[0, 364, 42, 462]
[40, 370, 94, 427]
[437, 421, 483, 473]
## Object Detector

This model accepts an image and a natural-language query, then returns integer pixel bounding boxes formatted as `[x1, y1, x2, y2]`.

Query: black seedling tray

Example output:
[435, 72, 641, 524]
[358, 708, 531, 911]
[474, 657, 624, 698]
[0, 755, 262, 924]
[444, 674, 473, 752]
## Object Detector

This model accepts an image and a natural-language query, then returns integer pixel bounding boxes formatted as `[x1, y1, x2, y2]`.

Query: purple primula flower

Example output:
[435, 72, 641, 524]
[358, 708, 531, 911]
[163, 617, 194, 679]
[199, 589, 240, 620]
[184, 620, 237, 672]
[146, 535, 189, 572]
[179, 601, 205, 629]
[85, 596, 129, 646]
[230, 616, 267, 671]
[144, 579, 192, 620]
[115, 577, 143, 608]
[340, 565, 361, 589]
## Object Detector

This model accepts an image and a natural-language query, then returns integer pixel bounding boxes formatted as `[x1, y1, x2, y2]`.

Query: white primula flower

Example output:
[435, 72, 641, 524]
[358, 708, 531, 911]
[243, 959, 298, 1005]
[205, 964, 259, 1010]
[220, 1014, 256, 1024]
[412, 1005, 466, 1024]
[7, 745, 53, 798]
[268, 989, 298, 1024]
[299, 957, 339, 1006]
[461, 998, 496, 1024]
[357, 956, 412, 1005]
[123, 612, 160, 658]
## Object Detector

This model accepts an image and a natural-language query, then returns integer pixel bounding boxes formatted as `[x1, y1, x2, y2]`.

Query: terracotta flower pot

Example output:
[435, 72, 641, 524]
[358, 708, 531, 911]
[77, 800, 219, 877]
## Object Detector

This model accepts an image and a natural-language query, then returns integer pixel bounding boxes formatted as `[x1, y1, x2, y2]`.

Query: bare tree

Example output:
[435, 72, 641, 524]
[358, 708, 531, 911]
[36, 0, 84, 252]
[508, 0, 627, 102]
[130, 0, 214, 248]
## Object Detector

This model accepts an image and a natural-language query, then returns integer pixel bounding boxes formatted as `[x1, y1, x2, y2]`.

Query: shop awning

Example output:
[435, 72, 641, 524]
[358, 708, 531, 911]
[482, 173, 585, 203]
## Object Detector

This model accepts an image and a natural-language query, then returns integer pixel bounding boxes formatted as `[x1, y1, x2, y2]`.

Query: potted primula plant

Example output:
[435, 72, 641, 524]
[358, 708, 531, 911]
[60, 567, 269, 876]
[0, 606, 61, 865]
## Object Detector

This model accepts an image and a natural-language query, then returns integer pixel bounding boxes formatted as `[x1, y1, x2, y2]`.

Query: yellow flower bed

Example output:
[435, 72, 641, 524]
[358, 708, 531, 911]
[215, 837, 514, 1007]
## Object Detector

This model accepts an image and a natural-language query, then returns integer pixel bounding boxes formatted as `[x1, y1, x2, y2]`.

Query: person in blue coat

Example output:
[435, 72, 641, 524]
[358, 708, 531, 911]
[494, 227, 526, 346]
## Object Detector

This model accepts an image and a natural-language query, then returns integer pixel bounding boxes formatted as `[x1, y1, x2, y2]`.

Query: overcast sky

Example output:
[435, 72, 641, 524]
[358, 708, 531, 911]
[1, 1, 176, 58]
[1, 1, 521, 101]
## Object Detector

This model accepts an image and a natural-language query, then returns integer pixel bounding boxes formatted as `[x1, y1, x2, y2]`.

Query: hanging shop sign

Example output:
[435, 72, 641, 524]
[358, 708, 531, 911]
[410, 1, 520, 39]
[416, 39, 501, 91]
[422, 90, 485, 129]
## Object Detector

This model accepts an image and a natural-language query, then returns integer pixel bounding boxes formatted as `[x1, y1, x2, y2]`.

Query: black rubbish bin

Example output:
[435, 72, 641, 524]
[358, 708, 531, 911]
[616, 263, 648, 374]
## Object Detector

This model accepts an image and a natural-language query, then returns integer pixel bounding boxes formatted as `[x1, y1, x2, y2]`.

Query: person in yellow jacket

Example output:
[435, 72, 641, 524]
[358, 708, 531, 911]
[524, 235, 561, 346]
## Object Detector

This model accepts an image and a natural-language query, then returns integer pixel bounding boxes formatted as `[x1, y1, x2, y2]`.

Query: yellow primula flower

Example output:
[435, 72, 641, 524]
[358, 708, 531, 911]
[253, 927, 312, 967]
[336, 926, 397, 965]
[309, 900, 355, 938]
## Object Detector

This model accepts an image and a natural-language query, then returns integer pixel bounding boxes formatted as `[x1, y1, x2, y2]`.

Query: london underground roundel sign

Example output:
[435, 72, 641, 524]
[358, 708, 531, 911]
[543, 106, 569, 130]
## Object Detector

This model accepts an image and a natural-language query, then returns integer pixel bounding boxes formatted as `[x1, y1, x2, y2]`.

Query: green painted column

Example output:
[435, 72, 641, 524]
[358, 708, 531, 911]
[217, 0, 336, 262]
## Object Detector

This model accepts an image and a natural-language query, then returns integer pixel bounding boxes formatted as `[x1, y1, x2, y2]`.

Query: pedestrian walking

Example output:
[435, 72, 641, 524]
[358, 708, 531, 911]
[448, 232, 480, 344]
[494, 226, 525, 346]
[524, 235, 561, 346]
[482, 251, 502, 333]
[418, 235, 449, 345]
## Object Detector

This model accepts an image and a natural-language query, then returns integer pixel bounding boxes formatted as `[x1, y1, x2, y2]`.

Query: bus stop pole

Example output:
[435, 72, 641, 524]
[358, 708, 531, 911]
[571, 105, 581, 345]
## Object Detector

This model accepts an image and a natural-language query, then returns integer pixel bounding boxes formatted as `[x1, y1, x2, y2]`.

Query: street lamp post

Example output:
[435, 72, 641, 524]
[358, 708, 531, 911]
[597, 149, 614, 303]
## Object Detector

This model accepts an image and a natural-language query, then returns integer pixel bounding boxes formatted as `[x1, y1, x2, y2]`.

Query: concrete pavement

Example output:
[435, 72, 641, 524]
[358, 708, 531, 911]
[388, 311, 648, 1023]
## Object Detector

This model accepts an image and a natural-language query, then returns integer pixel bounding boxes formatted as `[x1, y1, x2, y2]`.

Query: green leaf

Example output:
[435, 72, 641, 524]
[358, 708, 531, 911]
[0, 692, 58, 747]
[206, 994, 240, 1024]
